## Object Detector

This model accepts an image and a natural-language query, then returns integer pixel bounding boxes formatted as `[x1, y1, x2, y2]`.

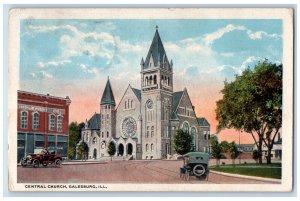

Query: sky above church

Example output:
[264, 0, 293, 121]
[20, 19, 283, 144]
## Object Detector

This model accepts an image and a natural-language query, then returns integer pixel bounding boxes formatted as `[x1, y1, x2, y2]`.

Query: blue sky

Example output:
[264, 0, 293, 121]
[20, 19, 283, 137]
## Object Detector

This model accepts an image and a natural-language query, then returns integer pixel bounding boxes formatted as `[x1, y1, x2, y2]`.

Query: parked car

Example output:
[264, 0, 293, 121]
[180, 152, 210, 181]
[20, 149, 62, 168]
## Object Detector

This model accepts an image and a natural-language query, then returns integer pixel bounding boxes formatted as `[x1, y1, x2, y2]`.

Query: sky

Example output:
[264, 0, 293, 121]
[19, 19, 283, 144]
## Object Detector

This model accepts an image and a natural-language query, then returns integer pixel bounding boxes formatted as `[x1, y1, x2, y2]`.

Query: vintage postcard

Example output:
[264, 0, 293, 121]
[8, 8, 293, 192]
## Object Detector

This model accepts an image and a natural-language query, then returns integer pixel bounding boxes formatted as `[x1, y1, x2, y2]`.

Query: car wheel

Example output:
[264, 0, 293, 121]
[33, 159, 40, 168]
[20, 159, 27, 167]
[55, 159, 62, 168]
[42, 161, 48, 167]
[193, 164, 206, 177]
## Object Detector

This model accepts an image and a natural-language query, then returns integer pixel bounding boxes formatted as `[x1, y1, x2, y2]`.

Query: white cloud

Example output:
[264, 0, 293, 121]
[248, 31, 281, 40]
[79, 64, 99, 74]
[40, 70, 53, 79]
[240, 56, 262, 70]
[30, 72, 36, 78]
[37, 60, 71, 68]
[37, 62, 45, 68]
[203, 24, 246, 46]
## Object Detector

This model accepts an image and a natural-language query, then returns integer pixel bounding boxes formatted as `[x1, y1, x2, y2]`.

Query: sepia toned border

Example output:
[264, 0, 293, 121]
[8, 8, 294, 192]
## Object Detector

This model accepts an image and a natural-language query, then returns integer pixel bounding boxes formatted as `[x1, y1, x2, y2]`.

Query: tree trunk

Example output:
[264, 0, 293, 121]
[258, 135, 263, 164]
[266, 147, 272, 164]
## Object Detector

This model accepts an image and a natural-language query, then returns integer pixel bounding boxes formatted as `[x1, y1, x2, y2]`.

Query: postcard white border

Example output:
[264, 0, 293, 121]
[8, 8, 294, 192]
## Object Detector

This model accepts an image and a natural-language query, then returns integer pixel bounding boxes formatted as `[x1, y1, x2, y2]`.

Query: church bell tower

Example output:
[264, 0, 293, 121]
[99, 77, 116, 157]
[140, 26, 173, 159]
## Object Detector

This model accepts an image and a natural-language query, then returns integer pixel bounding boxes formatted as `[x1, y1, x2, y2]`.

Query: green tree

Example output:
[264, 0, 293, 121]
[228, 142, 239, 166]
[77, 142, 89, 161]
[173, 129, 192, 155]
[252, 150, 259, 164]
[68, 122, 85, 159]
[220, 141, 230, 153]
[107, 141, 116, 161]
[210, 136, 223, 166]
[216, 60, 282, 164]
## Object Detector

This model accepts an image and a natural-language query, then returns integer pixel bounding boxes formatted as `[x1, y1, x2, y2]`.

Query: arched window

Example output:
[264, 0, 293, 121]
[49, 114, 56, 131]
[125, 101, 127, 109]
[191, 127, 196, 149]
[164, 76, 167, 84]
[154, 75, 157, 84]
[167, 77, 170, 85]
[145, 76, 149, 86]
[57, 115, 63, 132]
[93, 137, 97, 144]
[182, 122, 189, 134]
[146, 126, 149, 138]
[151, 144, 154, 152]
[149, 76, 153, 85]
[107, 131, 109, 138]
[146, 144, 149, 151]
[151, 126, 154, 138]
[20, 111, 28, 129]
[131, 100, 133, 108]
[101, 132, 104, 138]
[32, 112, 39, 129]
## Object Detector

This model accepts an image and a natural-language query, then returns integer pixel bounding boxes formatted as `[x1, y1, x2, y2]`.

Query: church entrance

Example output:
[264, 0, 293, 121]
[93, 148, 97, 159]
[127, 143, 133, 155]
[118, 144, 124, 156]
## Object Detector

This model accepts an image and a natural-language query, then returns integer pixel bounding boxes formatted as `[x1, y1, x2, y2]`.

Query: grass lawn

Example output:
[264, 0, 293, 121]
[210, 163, 281, 179]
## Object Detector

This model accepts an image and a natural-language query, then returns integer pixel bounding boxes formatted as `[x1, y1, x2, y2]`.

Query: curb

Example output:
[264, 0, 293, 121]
[210, 170, 281, 183]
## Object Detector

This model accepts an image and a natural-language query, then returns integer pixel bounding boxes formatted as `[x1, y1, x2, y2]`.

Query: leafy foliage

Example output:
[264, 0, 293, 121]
[107, 141, 116, 159]
[77, 141, 89, 160]
[68, 122, 85, 159]
[210, 136, 223, 166]
[173, 129, 192, 155]
[216, 60, 282, 164]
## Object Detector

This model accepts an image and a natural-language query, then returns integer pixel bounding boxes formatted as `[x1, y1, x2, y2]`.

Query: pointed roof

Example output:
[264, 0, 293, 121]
[197, 118, 210, 127]
[172, 91, 184, 112]
[86, 113, 101, 130]
[100, 78, 116, 106]
[144, 27, 168, 69]
[131, 88, 141, 101]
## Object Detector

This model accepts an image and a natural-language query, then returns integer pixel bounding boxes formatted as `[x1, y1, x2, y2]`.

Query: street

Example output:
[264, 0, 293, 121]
[17, 160, 280, 184]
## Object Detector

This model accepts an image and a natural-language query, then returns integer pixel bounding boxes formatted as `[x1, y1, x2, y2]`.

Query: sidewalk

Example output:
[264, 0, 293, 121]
[62, 160, 107, 165]
[210, 170, 281, 183]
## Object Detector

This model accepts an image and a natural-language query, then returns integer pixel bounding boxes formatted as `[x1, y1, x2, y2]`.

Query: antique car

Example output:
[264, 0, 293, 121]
[180, 152, 210, 181]
[20, 149, 62, 168]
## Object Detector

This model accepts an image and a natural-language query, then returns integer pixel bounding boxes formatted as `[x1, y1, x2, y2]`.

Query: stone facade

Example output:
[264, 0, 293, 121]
[77, 28, 211, 160]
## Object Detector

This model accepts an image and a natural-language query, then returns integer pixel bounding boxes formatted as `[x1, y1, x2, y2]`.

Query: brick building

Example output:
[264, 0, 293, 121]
[17, 90, 71, 162]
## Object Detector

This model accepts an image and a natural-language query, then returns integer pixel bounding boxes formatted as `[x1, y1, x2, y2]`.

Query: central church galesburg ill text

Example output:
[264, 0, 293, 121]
[77, 27, 211, 160]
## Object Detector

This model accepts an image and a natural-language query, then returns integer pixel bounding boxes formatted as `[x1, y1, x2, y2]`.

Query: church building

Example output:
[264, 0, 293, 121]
[77, 27, 211, 160]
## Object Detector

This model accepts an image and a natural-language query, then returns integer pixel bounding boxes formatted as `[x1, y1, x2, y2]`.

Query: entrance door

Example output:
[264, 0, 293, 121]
[93, 148, 97, 159]
[118, 144, 124, 156]
[127, 143, 133, 155]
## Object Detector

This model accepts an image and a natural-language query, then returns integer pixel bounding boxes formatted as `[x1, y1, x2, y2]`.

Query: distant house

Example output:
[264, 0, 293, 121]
[254, 132, 282, 160]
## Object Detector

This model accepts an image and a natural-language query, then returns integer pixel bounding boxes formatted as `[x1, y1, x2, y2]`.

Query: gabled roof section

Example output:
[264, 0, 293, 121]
[131, 88, 141, 101]
[170, 111, 180, 120]
[100, 78, 116, 106]
[144, 28, 168, 69]
[87, 113, 101, 130]
[197, 118, 210, 127]
[172, 91, 184, 112]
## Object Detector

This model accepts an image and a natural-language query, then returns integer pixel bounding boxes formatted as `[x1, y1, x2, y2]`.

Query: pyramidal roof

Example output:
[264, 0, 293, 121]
[100, 78, 116, 106]
[144, 27, 168, 69]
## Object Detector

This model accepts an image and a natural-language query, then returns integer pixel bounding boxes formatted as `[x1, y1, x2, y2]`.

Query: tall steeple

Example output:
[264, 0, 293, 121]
[143, 26, 169, 69]
[100, 77, 116, 106]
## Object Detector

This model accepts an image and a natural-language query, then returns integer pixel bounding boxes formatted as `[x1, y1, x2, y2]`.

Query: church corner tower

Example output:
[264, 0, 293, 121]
[99, 77, 116, 157]
[141, 26, 173, 160]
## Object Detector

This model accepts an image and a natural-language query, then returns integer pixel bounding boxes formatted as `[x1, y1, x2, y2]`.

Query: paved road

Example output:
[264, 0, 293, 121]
[17, 160, 279, 184]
